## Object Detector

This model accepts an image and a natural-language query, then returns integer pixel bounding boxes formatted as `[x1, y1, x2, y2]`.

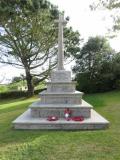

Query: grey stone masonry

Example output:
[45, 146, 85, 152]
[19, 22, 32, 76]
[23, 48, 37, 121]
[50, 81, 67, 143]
[39, 91, 83, 104]
[30, 100, 92, 118]
[31, 108, 91, 118]
[13, 109, 109, 130]
[12, 13, 109, 130]
[51, 70, 71, 82]
[47, 81, 76, 93]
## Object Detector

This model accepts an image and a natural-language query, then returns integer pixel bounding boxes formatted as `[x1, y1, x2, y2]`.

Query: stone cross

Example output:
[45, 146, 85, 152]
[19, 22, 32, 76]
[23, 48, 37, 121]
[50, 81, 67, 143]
[56, 13, 67, 70]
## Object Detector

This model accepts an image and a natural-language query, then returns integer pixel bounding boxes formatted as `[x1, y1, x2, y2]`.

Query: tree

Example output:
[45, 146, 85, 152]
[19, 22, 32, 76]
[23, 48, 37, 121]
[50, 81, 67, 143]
[12, 76, 22, 83]
[73, 36, 113, 76]
[0, 0, 58, 96]
[90, 0, 120, 10]
[90, 0, 120, 37]
[73, 36, 115, 93]
[0, 0, 81, 96]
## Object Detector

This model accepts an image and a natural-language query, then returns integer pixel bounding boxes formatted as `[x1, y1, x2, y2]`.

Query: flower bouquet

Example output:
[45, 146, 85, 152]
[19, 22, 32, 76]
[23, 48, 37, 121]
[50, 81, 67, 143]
[64, 108, 72, 121]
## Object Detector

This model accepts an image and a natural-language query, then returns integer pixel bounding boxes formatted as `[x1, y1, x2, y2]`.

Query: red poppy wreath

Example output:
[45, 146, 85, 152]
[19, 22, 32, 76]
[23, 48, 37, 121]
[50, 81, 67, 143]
[71, 116, 84, 121]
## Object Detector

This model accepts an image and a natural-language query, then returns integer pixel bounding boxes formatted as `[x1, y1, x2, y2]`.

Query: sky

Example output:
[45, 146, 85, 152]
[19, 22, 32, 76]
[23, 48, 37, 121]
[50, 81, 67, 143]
[0, 0, 120, 84]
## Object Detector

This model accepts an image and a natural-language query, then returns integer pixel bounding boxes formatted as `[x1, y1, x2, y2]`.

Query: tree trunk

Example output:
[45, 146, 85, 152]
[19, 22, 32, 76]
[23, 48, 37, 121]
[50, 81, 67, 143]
[25, 69, 34, 97]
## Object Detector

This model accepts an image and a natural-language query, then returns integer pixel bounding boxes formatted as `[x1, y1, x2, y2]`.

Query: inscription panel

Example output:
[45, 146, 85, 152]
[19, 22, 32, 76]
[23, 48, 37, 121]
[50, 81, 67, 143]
[51, 70, 71, 82]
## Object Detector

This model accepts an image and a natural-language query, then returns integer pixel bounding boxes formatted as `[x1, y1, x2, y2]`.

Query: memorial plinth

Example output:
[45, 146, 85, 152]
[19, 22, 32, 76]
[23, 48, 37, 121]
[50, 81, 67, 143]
[12, 13, 109, 130]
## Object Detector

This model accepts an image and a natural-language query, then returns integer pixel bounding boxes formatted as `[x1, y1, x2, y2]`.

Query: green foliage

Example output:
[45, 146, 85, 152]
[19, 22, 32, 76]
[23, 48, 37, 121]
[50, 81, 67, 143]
[0, 0, 55, 20]
[0, 91, 120, 159]
[73, 36, 113, 73]
[0, 91, 28, 99]
[12, 76, 23, 83]
[64, 27, 80, 58]
[0, 85, 8, 93]
[76, 72, 97, 93]
[0, 0, 59, 96]
[0, 0, 81, 96]
[90, 0, 120, 10]
[73, 36, 119, 93]
[90, 0, 120, 36]
[34, 87, 46, 94]
[7, 80, 27, 91]
[0, 88, 46, 99]
[76, 72, 115, 93]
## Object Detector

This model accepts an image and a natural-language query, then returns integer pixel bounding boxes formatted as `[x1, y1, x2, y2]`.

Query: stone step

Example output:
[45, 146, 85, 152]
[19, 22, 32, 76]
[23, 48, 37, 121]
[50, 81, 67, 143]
[12, 109, 109, 130]
[39, 90, 83, 104]
[29, 100, 92, 108]
[40, 90, 83, 95]
[46, 81, 77, 92]
[30, 100, 92, 118]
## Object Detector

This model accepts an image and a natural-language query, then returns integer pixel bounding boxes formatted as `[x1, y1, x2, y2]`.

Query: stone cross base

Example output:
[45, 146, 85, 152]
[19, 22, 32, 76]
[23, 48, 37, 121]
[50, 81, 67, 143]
[30, 100, 92, 118]
[12, 69, 109, 130]
[13, 109, 109, 130]
[12, 12, 109, 130]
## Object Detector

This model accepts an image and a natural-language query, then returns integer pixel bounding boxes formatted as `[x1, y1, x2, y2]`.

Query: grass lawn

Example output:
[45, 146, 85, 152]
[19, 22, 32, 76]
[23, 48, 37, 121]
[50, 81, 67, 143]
[0, 91, 120, 160]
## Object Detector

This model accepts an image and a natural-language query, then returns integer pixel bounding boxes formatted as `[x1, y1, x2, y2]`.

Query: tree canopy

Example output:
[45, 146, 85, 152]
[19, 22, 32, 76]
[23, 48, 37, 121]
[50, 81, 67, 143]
[73, 36, 113, 75]
[73, 36, 117, 93]
[0, 0, 81, 96]
[90, 0, 120, 37]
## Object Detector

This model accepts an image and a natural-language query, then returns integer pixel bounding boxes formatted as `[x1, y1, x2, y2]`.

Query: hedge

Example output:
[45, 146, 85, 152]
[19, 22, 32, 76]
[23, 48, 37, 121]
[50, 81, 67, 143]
[0, 88, 46, 99]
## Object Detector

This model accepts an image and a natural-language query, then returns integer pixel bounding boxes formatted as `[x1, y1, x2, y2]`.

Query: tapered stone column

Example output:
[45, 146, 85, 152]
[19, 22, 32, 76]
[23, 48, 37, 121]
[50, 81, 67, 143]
[56, 13, 67, 70]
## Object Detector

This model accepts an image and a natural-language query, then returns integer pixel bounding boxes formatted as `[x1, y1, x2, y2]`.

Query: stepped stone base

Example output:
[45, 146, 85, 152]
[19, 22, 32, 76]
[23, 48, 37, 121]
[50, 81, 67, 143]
[40, 91, 83, 104]
[30, 100, 92, 118]
[12, 108, 109, 130]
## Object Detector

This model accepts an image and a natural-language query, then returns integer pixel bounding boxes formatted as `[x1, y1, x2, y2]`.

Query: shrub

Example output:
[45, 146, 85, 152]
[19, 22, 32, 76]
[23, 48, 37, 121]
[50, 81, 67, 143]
[34, 88, 46, 94]
[76, 72, 115, 93]
[0, 91, 28, 99]
[0, 88, 46, 99]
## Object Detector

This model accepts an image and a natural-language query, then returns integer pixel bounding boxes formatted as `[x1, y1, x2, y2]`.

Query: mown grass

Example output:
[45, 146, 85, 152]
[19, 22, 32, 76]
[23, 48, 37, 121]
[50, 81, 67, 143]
[0, 91, 120, 160]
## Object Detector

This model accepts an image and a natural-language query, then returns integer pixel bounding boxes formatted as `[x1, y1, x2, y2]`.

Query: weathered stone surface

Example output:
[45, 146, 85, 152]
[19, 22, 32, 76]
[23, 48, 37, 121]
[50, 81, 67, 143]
[47, 82, 76, 92]
[31, 108, 91, 118]
[12, 13, 109, 130]
[39, 91, 83, 104]
[30, 100, 92, 118]
[51, 70, 71, 82]
[29, 100, 93, 109]
[12, 109, 109, 130]
[57, 13, 66, 70]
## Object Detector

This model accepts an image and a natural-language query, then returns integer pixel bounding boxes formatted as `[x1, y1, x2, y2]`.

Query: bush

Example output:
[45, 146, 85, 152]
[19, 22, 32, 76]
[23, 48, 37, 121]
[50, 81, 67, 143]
[114, 79, 120, 89]
[0, 88, 46, 99]
[76, 72, 115, 93]
[76, 73, 97, 93]
[0, 85, 8, 93]
[34, 88, 46, 94]
[0, 91, 28, 99]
